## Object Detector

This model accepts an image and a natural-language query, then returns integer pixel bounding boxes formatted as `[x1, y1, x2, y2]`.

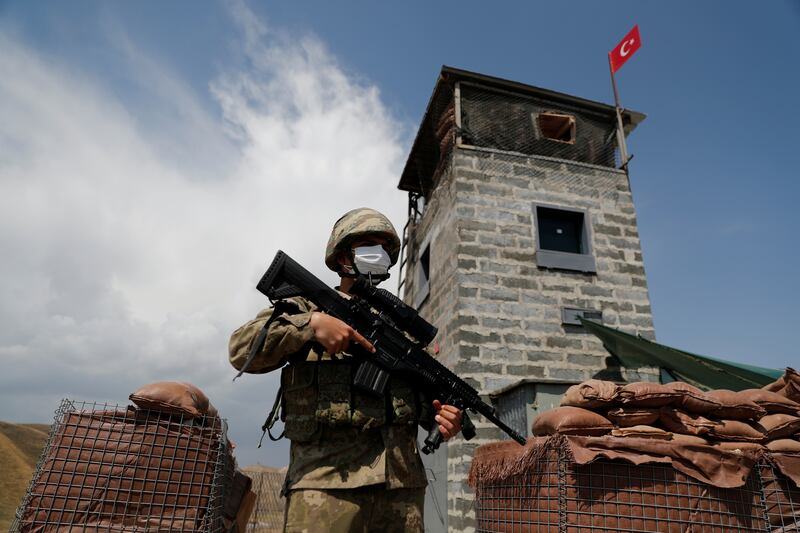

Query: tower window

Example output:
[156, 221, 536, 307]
[413, 243, 431, 308]
[538, 112, 576, 144]
[533, 204, 596, 273]
[537, 207, 584, 254]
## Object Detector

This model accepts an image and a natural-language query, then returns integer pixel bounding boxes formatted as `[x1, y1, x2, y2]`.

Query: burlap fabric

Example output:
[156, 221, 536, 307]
[764, 368, 800, 403]
[663, 381, 721, 414]
[532, 406, 612, 436]
[560, 380, 620, 409]
[738, 388, 800, 414]
[616, 382, 683, 408]
[129, 381, 218, 419]
[606, 407, 660, 427]
[706, 390, 767, 420]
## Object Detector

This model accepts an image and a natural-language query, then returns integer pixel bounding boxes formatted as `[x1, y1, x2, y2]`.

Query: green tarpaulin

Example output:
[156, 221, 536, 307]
[580, 319, 782, 391]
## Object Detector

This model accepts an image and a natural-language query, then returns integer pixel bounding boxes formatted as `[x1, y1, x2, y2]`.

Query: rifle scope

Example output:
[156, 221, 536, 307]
[350, 276, 438, 346]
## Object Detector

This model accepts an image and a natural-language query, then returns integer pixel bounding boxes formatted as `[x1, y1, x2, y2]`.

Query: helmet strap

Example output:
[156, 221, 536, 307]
[339, 264, 358, 278]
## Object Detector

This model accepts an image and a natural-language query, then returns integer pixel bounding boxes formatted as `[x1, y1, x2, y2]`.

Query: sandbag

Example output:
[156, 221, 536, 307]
[130, 382, 218, 419]
[763, 374, 786, 393]
[671, 433, 710, 446]
[606, 407, 660, 427]
[659, 408, 718, 436]
[706, 389, 766, 420]
[708, 419, 765, 442]
[611, 425, 672, 440]
[767, 439, 800, 453]
[533, 407, 613, 437]
[780, 367, 800, 403]
[663, 381, 721, 415]
[757, 413, 800, 441]
[735, 388, 800, 415]
[560, 380, 620, 409]
[713, 441, 765, 452]
[616, 382, 682, 407]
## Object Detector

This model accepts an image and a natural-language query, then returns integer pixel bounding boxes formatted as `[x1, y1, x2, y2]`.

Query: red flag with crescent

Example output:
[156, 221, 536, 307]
[609, 25, 641, 73]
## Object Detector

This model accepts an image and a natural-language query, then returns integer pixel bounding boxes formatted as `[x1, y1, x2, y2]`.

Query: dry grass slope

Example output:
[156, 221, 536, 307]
[0, 422, 50, 531]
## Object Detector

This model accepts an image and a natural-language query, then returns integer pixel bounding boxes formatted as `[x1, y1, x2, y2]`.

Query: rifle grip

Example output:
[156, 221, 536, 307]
[422, 410, 476, 454]
[421, 425, 443, 455]
[461, 412, 476, 441]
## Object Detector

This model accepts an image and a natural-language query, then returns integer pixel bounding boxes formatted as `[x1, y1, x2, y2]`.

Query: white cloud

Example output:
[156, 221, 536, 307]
[0, 3, 409, 467]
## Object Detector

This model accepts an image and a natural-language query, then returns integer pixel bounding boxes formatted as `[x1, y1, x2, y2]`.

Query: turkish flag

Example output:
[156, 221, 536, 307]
[609, 25, 641, 73]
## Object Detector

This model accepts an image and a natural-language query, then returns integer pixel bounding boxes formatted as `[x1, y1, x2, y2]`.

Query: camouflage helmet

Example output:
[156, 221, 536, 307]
[325, 208, 401, 272]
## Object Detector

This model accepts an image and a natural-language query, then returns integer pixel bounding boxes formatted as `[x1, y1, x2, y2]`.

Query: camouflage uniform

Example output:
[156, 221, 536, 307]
[229, 296, 434, 533]
[283, 486, 424, 533]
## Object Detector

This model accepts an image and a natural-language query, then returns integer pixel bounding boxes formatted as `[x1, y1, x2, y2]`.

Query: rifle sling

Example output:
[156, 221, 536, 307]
[232, 300, 296, 381]
[260, 385, 285, 447]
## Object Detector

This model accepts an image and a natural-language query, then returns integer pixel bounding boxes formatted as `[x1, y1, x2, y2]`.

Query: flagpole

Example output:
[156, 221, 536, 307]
[608, 53, 630, 170]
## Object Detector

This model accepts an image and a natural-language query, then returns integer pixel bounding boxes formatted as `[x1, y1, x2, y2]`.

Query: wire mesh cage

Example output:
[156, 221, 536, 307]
[759, 456, 800, 530]
[458, 82, 620, 170]
[398, 68, 639, 206]
[243, 469, 285, 533]
[471, 437, 800, 533]
[11, 399, 238, 532]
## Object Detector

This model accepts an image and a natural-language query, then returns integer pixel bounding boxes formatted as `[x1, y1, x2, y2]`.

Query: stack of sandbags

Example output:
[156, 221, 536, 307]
[532, 369, 800, 452]
[532, 370, 800, 529]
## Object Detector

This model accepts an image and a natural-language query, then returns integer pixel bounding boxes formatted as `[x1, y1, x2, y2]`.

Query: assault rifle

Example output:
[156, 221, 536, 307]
[255, 250, 526, 454]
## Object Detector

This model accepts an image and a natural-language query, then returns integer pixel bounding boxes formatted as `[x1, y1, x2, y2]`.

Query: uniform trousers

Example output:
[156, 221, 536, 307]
[283, 485, 424, 533]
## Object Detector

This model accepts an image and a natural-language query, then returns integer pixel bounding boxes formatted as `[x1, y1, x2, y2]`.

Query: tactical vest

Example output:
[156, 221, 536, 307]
[280, 359, 432, 442]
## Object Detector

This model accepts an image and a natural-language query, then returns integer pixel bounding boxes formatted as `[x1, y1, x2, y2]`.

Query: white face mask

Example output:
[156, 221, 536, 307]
[352, 245, 391, 278]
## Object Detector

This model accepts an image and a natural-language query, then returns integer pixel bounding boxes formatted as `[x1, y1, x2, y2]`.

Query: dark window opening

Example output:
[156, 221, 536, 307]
[420, 246, 430, 285]
[533, 204, 596, 273]
[538, 112, 576, 144]
[414, 243, 431, 308]
[537, 207, 584, 254]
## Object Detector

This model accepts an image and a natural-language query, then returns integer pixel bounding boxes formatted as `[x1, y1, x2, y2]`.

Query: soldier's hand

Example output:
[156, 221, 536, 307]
[310, 312, 376, 355]
[432, 400, 462, 441]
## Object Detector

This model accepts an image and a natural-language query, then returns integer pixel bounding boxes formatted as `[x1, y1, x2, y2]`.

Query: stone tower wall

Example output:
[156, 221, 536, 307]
[399, 72, 656, 532]
[404, 146, 657, 531]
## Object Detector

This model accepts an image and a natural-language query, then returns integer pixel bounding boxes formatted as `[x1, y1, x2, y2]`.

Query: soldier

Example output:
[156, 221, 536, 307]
[229, 208, 462, 533]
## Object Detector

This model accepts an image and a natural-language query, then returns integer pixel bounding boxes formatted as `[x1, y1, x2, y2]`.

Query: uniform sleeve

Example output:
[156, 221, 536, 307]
[228, 297, 318, 374]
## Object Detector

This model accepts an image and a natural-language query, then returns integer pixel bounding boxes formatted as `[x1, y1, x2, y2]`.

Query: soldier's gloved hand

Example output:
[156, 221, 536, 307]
[432, 400, 462, 441]
[310, 312, 376, 355]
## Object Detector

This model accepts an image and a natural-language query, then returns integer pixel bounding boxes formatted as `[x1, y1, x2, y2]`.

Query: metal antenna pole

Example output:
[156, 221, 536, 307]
[608, 53, 630, 170]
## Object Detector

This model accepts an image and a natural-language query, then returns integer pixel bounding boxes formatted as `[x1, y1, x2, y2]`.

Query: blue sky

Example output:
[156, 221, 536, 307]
[1, 1, 797, 466]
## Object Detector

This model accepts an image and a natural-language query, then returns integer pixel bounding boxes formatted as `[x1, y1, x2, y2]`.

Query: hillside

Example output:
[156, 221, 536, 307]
[0, 422, 50, 531]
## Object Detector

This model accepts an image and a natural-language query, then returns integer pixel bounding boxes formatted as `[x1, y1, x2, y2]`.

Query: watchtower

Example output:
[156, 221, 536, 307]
[397, 66, 656, 532]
